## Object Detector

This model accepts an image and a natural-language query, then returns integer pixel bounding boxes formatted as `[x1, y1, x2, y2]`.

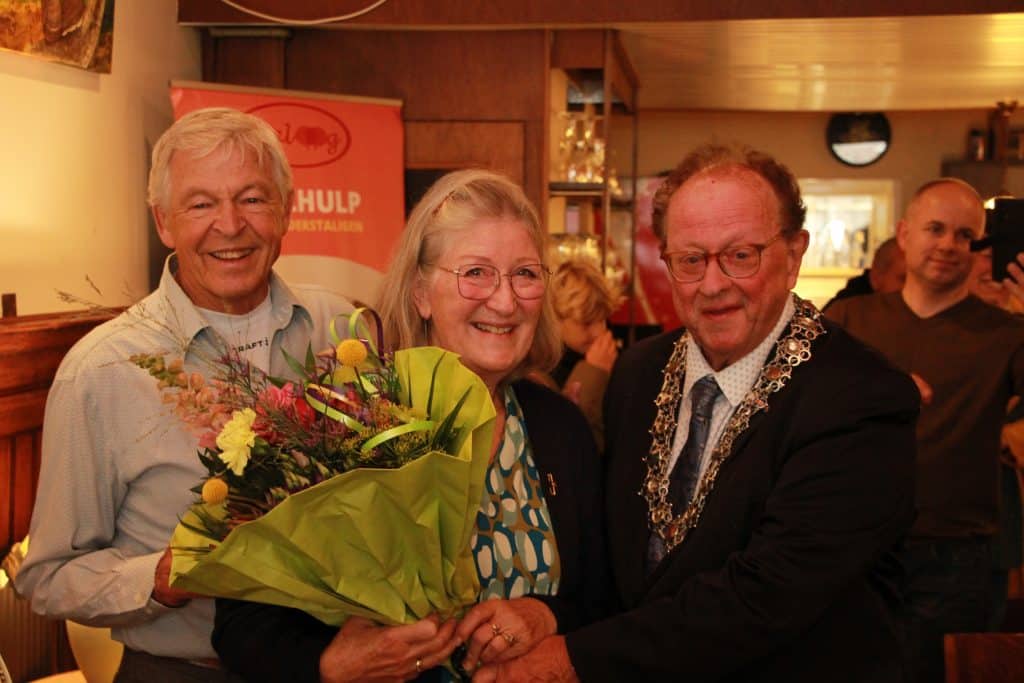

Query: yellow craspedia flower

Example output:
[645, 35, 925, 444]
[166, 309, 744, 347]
[201, 478, 229, 505]
[216, 408, 257, 476]
[336, 339, 368, 367]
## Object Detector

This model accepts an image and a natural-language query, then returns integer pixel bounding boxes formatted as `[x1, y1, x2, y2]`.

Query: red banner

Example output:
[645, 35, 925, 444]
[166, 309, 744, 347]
[170, 81, 404, 302]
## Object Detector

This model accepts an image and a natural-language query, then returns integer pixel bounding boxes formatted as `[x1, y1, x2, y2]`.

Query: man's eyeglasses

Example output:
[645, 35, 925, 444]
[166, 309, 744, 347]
[437, 263, 549, 300]
[661, 232, 785, 283]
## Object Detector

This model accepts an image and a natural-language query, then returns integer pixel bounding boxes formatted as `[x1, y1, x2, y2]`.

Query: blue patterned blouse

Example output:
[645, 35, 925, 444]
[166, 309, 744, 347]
[471, 385, 561, 599]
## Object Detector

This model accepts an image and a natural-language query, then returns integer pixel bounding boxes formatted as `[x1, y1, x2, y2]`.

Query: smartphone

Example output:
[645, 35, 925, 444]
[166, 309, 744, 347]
[989, 198, 1024, 281]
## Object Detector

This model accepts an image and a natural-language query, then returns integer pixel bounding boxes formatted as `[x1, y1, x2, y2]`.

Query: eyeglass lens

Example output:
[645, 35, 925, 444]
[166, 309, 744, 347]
[455, 264, 547, 299]
[666, 245, 763, 282]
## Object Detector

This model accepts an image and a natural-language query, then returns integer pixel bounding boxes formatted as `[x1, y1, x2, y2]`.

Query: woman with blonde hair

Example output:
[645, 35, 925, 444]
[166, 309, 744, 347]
[213, 169, 612, 682]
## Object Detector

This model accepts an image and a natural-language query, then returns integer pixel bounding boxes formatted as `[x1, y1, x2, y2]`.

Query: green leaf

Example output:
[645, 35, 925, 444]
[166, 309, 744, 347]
[425, 353, 446, 416]
[281, 347, 308, 380]
[305, 344, 317, 373]
[430, 387, 471, 451]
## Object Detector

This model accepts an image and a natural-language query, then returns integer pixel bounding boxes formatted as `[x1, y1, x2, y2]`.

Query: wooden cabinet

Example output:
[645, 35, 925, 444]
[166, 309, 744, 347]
[544, 30, 640, 332]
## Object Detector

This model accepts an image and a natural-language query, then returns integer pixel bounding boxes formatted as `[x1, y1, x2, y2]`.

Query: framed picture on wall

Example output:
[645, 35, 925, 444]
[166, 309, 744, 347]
[0, 0, 115, 73]
[793, 178, 896, 308]
[797, 178, 896, 274]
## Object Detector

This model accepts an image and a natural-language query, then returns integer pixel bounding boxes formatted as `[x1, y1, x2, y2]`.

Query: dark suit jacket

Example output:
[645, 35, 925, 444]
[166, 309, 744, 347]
[212, 380, 612, 682]
[565, 318, 919, 683]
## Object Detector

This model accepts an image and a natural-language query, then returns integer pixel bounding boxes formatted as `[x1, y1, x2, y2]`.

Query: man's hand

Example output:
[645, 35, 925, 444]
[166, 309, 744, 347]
[910, 372, 933, 406]
[1003, 255, 1024, 308]
[151, 547, 202, 607]
[471, 635, 578, 683]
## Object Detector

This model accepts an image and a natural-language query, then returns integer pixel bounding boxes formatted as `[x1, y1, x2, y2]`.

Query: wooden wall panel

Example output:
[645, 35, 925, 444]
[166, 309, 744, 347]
[285, 30, 547, 119]
[179, 0, 1024, 25]
[405, 121, 525, 185]
[0, 311, 114, 554]
[202, 34, 288, 88]
[283, 29, 547, 207]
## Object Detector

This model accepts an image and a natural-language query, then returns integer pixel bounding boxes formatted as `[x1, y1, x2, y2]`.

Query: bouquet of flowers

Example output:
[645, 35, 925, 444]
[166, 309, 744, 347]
[131, 309, 495, 626]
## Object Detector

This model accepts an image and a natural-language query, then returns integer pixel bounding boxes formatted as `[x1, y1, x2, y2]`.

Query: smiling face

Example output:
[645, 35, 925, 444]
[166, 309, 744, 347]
[897, 182, 984, 296]
[153, 145, 291, 314]
[414, 217, 544, 392]
[664, 167, 807, 371]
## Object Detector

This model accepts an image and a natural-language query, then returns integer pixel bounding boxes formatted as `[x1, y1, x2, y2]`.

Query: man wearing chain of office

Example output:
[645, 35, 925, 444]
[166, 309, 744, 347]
[473, 144, 920, 682]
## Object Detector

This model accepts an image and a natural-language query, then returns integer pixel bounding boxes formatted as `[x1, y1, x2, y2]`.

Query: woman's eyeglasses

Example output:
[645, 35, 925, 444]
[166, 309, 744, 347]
[436, 263, 549, 300]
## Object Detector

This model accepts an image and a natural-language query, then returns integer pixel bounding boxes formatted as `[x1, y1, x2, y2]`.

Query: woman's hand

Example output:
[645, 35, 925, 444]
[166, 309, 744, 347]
[455, 598, 557, 674]
[319, 615, 459, 683]
[584, 330, 618, 373]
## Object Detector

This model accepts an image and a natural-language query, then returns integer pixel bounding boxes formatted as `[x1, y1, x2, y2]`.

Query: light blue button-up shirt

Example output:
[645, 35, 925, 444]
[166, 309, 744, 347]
[16, 256, 352, 659]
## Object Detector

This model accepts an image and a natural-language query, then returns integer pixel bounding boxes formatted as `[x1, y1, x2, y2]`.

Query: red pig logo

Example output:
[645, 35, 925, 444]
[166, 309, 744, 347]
[247, 102, 351, 168]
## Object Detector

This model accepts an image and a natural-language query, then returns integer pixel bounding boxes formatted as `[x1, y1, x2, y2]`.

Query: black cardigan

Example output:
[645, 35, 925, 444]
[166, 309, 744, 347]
[212, 379, 613, 682]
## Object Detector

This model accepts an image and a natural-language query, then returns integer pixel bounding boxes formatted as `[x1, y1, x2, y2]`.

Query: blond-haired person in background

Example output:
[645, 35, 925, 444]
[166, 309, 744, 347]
[543, 260, 621, 451]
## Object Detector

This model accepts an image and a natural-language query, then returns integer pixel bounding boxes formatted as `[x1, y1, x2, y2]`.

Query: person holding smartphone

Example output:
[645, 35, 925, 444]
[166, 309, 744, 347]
[826, 178, 1024, 682]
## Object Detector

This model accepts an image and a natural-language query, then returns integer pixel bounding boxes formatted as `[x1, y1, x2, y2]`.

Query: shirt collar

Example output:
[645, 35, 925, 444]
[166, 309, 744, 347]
[159, 254, 311, 348]
[684, 294, 797, 408]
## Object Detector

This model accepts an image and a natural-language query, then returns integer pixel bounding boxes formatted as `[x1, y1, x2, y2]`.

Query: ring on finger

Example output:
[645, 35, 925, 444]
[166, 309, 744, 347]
[502, 631, 517, 646]
[490, 623, 502, 638]
[415, 658, 422, 673]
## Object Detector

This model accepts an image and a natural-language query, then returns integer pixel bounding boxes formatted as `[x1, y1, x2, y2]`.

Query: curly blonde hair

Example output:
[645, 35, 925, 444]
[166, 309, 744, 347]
[551, 260, 621, 324]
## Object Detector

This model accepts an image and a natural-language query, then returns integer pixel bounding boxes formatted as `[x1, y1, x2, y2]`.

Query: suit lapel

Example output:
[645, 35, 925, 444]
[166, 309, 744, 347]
[607, 334, 679, 605]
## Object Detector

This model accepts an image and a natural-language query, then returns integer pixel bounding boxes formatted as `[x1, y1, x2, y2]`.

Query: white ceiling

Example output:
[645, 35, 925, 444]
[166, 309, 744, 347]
[616, 13, 1024, 111]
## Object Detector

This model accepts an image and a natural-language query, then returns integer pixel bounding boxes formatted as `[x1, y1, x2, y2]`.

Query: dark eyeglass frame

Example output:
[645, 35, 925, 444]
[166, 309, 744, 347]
[661, 232, 786, 283]
[436, 263, 551, 300]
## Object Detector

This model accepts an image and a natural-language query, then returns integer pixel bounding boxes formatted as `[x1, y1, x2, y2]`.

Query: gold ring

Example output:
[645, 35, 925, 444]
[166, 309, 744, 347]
[502, 631, 517, 646]
[415, 658, 422, 673]
[490, 623, 502, 638]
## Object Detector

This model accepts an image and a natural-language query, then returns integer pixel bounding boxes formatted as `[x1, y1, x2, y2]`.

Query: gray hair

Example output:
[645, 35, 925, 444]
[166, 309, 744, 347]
[147, 107, 292, 210]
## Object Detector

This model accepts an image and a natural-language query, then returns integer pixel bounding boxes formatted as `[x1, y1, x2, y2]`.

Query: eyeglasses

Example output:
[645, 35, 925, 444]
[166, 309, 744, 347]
[661, 232, 785, 283]
[437, 263, 549, 300]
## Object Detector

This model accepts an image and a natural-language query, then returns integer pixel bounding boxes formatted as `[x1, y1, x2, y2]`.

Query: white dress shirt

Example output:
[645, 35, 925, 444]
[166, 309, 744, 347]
[668, 295, 797, 483]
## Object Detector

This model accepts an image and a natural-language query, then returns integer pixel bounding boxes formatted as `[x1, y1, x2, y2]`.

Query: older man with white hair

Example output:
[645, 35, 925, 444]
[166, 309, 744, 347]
[16, 108, 352, 682]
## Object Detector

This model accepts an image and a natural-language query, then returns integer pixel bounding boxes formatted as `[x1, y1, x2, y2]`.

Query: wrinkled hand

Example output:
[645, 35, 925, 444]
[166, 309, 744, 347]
[584, 330, 618, 373]
[471, 635, 577, 683]
[151, 547, 202, 608]
[910, 372, 933, 406]
[319, 615, 459, 683]
[455, 598, 557, 673]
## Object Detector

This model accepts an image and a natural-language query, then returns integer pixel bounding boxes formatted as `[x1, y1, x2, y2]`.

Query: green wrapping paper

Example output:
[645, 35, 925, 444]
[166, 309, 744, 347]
[169, 347, 496, 625]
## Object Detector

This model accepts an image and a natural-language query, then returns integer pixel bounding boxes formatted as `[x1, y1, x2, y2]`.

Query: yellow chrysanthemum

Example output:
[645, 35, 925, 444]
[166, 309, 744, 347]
[201, 478, 229, 505]
[216, 408, 257, 475]
[336, 339, 368, 367]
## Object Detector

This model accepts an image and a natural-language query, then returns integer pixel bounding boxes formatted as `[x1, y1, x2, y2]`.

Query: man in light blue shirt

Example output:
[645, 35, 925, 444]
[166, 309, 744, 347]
[16, 108, 351, 681]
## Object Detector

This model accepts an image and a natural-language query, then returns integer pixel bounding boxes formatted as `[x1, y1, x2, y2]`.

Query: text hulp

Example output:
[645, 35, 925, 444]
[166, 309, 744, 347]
[293, 188, 362, 215]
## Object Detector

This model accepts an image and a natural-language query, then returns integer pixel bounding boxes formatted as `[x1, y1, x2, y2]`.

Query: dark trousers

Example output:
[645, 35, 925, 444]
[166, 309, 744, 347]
[899, 538, 995, 683]
[115, 649, 245, 683]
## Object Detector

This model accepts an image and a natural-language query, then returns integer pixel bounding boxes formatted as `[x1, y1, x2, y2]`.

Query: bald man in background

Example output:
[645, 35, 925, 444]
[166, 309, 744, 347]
[826, 178, 1024, 682]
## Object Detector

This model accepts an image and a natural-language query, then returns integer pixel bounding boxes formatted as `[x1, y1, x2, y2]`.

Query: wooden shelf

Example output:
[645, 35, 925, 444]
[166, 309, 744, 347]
[549, 182, 605, 197]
